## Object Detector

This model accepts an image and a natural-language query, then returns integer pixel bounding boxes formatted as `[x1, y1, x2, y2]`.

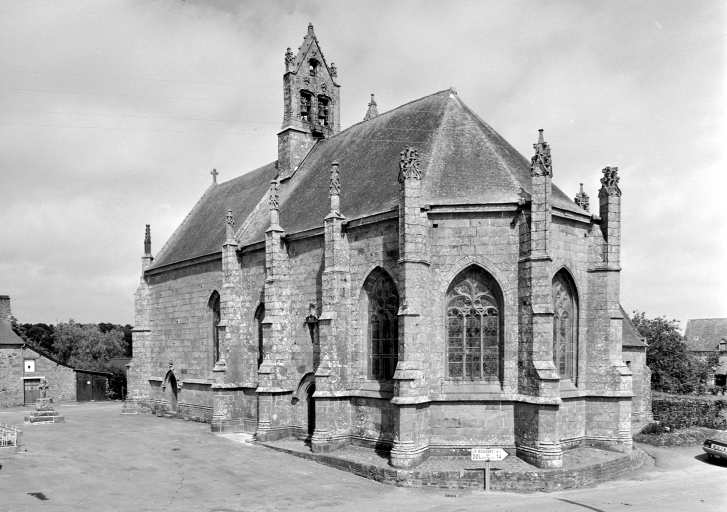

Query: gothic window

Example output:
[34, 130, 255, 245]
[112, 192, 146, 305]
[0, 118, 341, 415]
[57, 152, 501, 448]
[552, 270, 578, 381]
[368, 273, 399, 380]
[309, 59, 318, 77]
[317, 96, 329, 126]
[255, 304, 265, 368]
[300, 91, 312, 123]
[209, 292, 221, 363]
[446, 267, 503, 380]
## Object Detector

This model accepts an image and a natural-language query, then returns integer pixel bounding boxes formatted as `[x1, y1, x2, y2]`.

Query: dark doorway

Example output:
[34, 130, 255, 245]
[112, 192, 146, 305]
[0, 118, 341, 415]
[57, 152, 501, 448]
[306, 382, 316, 437]
[24, 379, 40, 404]
[164, 372, 178, 413]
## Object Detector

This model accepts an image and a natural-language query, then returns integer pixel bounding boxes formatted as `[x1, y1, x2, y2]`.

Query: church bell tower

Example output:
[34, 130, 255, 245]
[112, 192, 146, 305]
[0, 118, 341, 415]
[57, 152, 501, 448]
[278, 23, 340, 178]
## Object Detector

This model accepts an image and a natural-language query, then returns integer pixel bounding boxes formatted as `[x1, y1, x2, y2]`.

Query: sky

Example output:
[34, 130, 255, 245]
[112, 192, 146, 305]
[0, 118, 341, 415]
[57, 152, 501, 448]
[0, 0, 724, 331]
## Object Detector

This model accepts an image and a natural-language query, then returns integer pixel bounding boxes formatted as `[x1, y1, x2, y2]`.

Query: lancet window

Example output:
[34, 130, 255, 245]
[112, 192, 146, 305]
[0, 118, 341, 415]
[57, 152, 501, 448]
[446, 268, 502, 380]
[209, 292, 221, 363]
[552, 271, 578, 381]
[255, 304, 265, 368]
[368, 273, 399, 380]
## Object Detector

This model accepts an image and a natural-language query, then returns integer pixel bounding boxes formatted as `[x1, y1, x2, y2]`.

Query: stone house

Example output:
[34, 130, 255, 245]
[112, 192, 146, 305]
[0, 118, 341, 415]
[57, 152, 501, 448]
[1, 295, 107, 405]
[126, 24, 648, 469]
[684, 318, 727, 387]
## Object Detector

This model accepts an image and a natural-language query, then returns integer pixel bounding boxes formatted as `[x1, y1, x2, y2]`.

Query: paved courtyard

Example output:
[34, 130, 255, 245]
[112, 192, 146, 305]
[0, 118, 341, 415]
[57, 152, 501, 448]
[0, 402, 725, 511]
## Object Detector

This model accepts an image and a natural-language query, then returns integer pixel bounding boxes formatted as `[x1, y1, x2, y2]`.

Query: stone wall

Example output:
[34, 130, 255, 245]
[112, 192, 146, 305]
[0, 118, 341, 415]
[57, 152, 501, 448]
[0, 345, 23, 406]
[23, 348, 76, 402]
[429, 401, 515, 449]
[623, 346, 652, 424]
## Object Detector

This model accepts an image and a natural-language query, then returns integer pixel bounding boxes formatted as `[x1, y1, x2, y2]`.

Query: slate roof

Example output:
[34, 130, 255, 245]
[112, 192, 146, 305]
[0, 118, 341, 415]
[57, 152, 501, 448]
[621, 306, 647, 348]
[684, 318, 727, 352]
[151, 90, 587, 268]
[150, 161, 278, 269]
[0, 321, 24, 346]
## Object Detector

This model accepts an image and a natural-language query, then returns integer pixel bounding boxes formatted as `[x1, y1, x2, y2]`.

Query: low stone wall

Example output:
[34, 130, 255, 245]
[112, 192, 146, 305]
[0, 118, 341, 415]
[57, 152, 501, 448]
[653, 396, 727, 430]
[261, 443, 648, 492]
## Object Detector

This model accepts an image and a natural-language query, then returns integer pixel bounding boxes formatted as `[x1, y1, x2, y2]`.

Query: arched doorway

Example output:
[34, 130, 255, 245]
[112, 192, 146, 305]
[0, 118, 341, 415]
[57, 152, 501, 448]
[297, 374, 316, 439]
[163, 371, 178, 413]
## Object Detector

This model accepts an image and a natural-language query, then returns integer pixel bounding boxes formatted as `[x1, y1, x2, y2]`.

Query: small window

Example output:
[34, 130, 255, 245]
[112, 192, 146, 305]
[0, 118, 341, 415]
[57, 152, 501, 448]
[209, 292, 221, 364]
[24, 359, 35, 372]
[309, 59, 318, 77]
[256, 304, 266, 368]
[625, 360, 631, 370]
[300, 91, 312, 122]
[694, 336, 699, 341]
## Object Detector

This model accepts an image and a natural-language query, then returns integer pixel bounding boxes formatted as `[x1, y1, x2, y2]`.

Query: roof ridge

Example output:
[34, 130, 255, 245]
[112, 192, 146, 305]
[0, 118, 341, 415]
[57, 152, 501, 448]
[329, 89, 453, 139]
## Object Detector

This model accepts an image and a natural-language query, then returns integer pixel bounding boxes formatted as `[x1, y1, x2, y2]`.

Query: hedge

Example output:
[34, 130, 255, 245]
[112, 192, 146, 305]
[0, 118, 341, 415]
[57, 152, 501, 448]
[652, 397, 727, 430]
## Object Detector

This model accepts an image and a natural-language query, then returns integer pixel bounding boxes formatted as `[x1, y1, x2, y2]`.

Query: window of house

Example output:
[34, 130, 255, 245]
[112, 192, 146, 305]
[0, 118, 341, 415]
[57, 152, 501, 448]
[552, 270, 578, 382]
[256, 304, 266, 368]
[317, 96, 329, 126]
[24, 359, 35, 372]
[446, 267, 503, 380]
[209, 292, 221, 363]
[309, 59, 318, 77]
[368, 274, 399, 380]
[300, 91, 312, 122]
[719, 341, 726, 352]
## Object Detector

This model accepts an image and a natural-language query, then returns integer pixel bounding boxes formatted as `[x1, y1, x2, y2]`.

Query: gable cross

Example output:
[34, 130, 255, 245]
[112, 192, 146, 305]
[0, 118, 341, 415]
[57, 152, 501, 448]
[211, 168, 219, 185]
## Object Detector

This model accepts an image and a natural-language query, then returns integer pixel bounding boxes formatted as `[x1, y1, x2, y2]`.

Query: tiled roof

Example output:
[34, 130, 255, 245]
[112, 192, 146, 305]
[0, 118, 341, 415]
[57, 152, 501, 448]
[150, 161, 278, 269]
[684, 318, 727, 352]
[240, 90, 583, 246]
[0, 321, 24, 346]
[622, 306, 647, 347]
[152, 90, 588, 266]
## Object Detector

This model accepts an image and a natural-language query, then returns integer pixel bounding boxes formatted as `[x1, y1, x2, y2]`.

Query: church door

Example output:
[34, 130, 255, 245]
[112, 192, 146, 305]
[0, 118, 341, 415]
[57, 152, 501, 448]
[24, 378, 40, 404]
[164, 373, 178, 413]
[305, 382, 316, 437]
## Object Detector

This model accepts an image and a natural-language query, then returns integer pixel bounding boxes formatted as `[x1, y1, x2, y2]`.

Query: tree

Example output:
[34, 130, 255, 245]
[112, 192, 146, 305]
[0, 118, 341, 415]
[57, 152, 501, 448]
[52, 320, 127, 372]
[631, 311, 708, 394]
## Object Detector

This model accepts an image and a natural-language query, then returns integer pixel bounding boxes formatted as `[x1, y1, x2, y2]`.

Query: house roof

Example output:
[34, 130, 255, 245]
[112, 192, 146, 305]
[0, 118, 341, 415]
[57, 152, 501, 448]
[684, 318, 727, 352]
[0, 321, 24, 346]
[151, 90, 587, 267]
[621, 306, 647, 348]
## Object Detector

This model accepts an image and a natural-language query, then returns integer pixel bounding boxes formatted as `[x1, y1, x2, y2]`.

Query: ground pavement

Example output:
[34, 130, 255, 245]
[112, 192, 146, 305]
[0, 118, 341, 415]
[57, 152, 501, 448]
[0, 402, 724, 511]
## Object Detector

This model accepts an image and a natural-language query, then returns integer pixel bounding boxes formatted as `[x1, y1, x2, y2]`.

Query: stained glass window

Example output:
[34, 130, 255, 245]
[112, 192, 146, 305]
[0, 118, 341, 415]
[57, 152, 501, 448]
[446, 268, 501, 380]
[552, 271, 578, 381]
[369, 274, 399, 380]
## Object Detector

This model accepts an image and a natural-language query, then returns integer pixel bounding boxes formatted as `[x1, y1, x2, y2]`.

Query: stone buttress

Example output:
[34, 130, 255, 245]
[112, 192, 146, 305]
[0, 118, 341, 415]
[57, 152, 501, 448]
[584, 166, 632, 452]
[123, 225, 153, 414]
[256, 180, 295, 441]
[390, 147, 432, 469]
[515, 130, 562, 469]
[311, 161, 352, 453]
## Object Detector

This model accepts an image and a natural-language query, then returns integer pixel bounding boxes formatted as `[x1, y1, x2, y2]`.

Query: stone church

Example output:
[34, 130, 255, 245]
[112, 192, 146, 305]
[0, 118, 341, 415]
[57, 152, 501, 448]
[126, 24, 650, 469]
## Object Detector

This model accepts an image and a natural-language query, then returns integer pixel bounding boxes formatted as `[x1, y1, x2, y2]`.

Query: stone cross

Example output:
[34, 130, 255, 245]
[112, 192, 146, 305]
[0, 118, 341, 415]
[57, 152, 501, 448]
[39, 379, 48, 398]
[211, 168, 219, 185]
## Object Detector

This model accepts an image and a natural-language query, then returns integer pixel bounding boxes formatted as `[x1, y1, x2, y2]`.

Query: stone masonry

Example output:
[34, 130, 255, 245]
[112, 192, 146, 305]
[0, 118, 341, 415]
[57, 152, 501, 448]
[126, 24, 650, 473]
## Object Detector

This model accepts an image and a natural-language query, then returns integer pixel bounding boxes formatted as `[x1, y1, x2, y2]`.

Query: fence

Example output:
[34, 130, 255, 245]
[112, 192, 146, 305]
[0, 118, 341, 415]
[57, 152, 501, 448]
[0, 424, 20, 447]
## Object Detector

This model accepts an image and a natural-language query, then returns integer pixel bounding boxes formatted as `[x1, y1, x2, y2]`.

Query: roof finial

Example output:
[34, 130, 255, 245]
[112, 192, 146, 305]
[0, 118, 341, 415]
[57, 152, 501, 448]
[269, 180, 280, 211]
[211, 168, 218, 185]
[398, 147, 421, 183]
[284, 47, 295, 71]
[530, 129, 552, 177]
[144, 224, 151, 255]
[329, 161, 341, 215]
[599, 167, 621, 197]
[308, 22, 314, 35]
[574, 183, 590, 211]
[364, 94, 379, 121]
[225, 209, 235, 239]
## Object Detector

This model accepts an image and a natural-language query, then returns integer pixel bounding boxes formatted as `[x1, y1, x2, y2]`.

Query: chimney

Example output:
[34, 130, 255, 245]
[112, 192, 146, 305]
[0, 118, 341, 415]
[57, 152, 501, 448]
[0, 295, 12, 325]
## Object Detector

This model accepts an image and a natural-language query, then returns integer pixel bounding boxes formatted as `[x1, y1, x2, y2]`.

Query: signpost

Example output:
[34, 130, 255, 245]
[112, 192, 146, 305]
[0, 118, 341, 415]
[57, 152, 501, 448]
[470, 448, 508, 491]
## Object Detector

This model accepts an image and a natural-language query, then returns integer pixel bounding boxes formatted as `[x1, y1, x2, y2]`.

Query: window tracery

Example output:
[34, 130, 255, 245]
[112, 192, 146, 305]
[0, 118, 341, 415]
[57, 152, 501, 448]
[552, 271, 578, 381]
[368, 274, 399, 380]
[446, 268, 502, 380]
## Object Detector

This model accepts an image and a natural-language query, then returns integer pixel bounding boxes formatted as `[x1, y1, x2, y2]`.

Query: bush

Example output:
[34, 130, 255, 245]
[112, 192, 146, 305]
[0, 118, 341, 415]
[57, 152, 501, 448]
[653, 397, 727, 430]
